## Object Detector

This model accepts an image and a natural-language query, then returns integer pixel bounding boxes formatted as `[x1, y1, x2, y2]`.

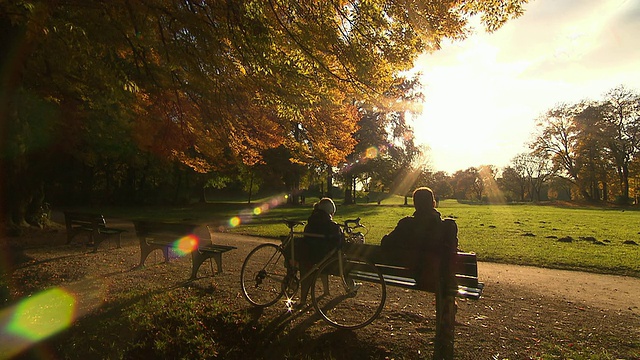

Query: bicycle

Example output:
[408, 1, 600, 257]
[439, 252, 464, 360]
[240, 218, 386, 330]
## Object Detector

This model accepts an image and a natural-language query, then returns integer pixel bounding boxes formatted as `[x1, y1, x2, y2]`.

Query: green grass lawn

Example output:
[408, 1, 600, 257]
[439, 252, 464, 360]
[91, 197, 640, 277]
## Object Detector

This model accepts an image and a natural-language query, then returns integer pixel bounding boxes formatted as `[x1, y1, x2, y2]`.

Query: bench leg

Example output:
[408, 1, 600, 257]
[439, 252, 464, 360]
[190, 252, 223, 280]
[191, 252, 205, 280]
[212, 253, 223, 274]
[138, 245, 153, 267]
[89, 233, 98, 253]
[138, 244, 170, 267]
[66, 229, 83, 244]
[92, 236, 110, 253]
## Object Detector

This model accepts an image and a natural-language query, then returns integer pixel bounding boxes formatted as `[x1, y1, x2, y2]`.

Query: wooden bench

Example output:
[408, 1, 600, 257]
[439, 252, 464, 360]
[133, 221, 237, 280]
[64, 212, 126, 253]
[346, 218, 484, 360]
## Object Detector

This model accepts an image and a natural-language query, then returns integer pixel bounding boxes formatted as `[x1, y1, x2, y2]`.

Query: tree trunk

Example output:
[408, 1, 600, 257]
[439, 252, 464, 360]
[247, 171, 254, 204]
[344, 175, 353, 204]
[622, 164, 630, 203]
[4, 156, 46, 227]
[352, 177, 357, 204]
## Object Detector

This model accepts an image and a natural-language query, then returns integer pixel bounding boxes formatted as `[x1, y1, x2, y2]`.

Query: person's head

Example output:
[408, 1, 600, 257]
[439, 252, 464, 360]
[412, 187, 436, 211]
[315, 197, 336, 217]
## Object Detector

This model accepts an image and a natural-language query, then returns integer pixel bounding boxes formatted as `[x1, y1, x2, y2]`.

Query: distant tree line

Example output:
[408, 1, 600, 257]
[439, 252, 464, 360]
[417, 85, 640, 205]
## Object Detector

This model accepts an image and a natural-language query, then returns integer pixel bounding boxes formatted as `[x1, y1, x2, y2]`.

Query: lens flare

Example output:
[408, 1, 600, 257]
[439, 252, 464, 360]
[172, 234, 199, 256]
[212, 194, 286, 232]
[365, 146, 379, 159]
[229, 216, 241, 227]
[7, 288, 75, 341]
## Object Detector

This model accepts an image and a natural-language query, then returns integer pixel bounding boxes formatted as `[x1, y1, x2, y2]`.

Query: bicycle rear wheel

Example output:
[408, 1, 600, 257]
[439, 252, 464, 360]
[311, 255, 386, 330]
[240, 243, 287, 307]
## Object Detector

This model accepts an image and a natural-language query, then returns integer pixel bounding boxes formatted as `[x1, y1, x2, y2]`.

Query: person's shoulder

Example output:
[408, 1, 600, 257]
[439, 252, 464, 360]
[397, 216, 417, 226]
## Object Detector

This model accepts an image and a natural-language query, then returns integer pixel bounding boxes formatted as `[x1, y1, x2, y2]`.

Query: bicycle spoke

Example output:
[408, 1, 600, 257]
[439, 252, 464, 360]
[312, 256, 386, 330]
[240, 243, 287, 307]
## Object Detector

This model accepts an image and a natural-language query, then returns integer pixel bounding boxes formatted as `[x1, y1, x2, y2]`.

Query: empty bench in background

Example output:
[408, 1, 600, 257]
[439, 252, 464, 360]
[63, 211, 126, 253]
[347, 218, 484, 360]
[133, 221, 237, 280]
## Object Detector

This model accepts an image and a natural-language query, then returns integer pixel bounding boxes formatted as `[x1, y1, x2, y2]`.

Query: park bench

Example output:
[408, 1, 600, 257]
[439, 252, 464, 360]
[346, 218, 484, 360]
[133, 221, 237, 280]
[63, 211, 126, 253]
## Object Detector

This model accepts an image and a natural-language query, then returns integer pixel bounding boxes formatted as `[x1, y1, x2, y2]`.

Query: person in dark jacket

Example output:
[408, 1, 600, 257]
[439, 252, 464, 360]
[381, 187, 447, 286]
[297, 197, 343, 306]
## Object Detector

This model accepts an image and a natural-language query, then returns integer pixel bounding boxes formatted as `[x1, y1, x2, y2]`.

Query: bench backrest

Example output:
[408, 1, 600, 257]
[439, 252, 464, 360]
[64, 212, 107, 231]
[346, 218, 479, 294]
[348, 243, 479, 291]
[133, 221, 199, 243]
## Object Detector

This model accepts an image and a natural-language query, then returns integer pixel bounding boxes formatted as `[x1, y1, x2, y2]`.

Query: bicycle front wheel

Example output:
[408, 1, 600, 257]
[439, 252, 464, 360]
[240, 243, 287, 307]
[311, 255, 386, 330]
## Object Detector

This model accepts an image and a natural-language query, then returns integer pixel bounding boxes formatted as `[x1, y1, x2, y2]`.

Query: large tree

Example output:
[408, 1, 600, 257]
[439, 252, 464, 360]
[1, 0, 528, 226]
[339, 76, 423, 204]
[531, 86, 640, 203]
[598, 86, 640, 203]
[531, 103, 593, 200]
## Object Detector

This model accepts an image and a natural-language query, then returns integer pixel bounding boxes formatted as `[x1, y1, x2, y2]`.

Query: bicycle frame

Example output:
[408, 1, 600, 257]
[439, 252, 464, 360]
[279, 227, 354, 297]
[241, 217, 387, 329]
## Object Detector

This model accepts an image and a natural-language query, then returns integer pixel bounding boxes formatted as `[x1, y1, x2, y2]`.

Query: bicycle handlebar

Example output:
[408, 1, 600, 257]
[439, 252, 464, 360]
[282, 218, 364, 231]
[343, 217, 364, 229]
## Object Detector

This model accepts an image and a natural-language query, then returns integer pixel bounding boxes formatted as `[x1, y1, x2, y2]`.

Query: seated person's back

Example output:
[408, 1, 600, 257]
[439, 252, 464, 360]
[381, 187, 448, 287]
[301, 198, 342, 263]
[296, 197, 342, 305]
[381, 187, 443, 253]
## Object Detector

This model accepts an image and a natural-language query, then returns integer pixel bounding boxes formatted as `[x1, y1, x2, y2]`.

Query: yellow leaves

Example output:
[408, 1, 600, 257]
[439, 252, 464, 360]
[123, 81, 139, 93]
[4, 0, 530, 180]
[172, 151, 214, 173]
[299, 101, 360, 166]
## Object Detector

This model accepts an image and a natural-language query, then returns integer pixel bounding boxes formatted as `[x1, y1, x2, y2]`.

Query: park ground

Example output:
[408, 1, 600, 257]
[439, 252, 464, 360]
[1, 214, 640, 359]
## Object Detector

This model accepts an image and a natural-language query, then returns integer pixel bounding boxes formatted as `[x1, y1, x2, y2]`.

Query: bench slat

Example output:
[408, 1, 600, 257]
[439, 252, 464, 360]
[199, 244, 236, 252]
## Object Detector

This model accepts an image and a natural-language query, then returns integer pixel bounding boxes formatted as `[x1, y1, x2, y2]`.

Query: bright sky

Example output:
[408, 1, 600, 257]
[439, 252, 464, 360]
[412, 0, 640, 174]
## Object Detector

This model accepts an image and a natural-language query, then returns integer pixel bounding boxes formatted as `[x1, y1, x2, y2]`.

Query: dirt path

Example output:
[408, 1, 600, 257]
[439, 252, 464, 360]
[478, 262, 640, 314]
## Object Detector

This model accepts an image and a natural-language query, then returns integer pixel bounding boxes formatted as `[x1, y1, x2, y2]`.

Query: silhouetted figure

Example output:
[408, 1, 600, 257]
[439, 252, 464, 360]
[381, 187, 452, 287]
[297, 198, 343, 305]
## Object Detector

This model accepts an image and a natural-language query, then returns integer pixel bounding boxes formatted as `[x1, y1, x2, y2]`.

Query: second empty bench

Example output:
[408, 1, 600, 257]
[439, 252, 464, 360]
[133, 221, 236, 280]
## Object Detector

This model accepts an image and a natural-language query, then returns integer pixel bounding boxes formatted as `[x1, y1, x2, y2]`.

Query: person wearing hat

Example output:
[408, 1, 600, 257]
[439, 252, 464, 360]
[297, 197, 343, 306]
